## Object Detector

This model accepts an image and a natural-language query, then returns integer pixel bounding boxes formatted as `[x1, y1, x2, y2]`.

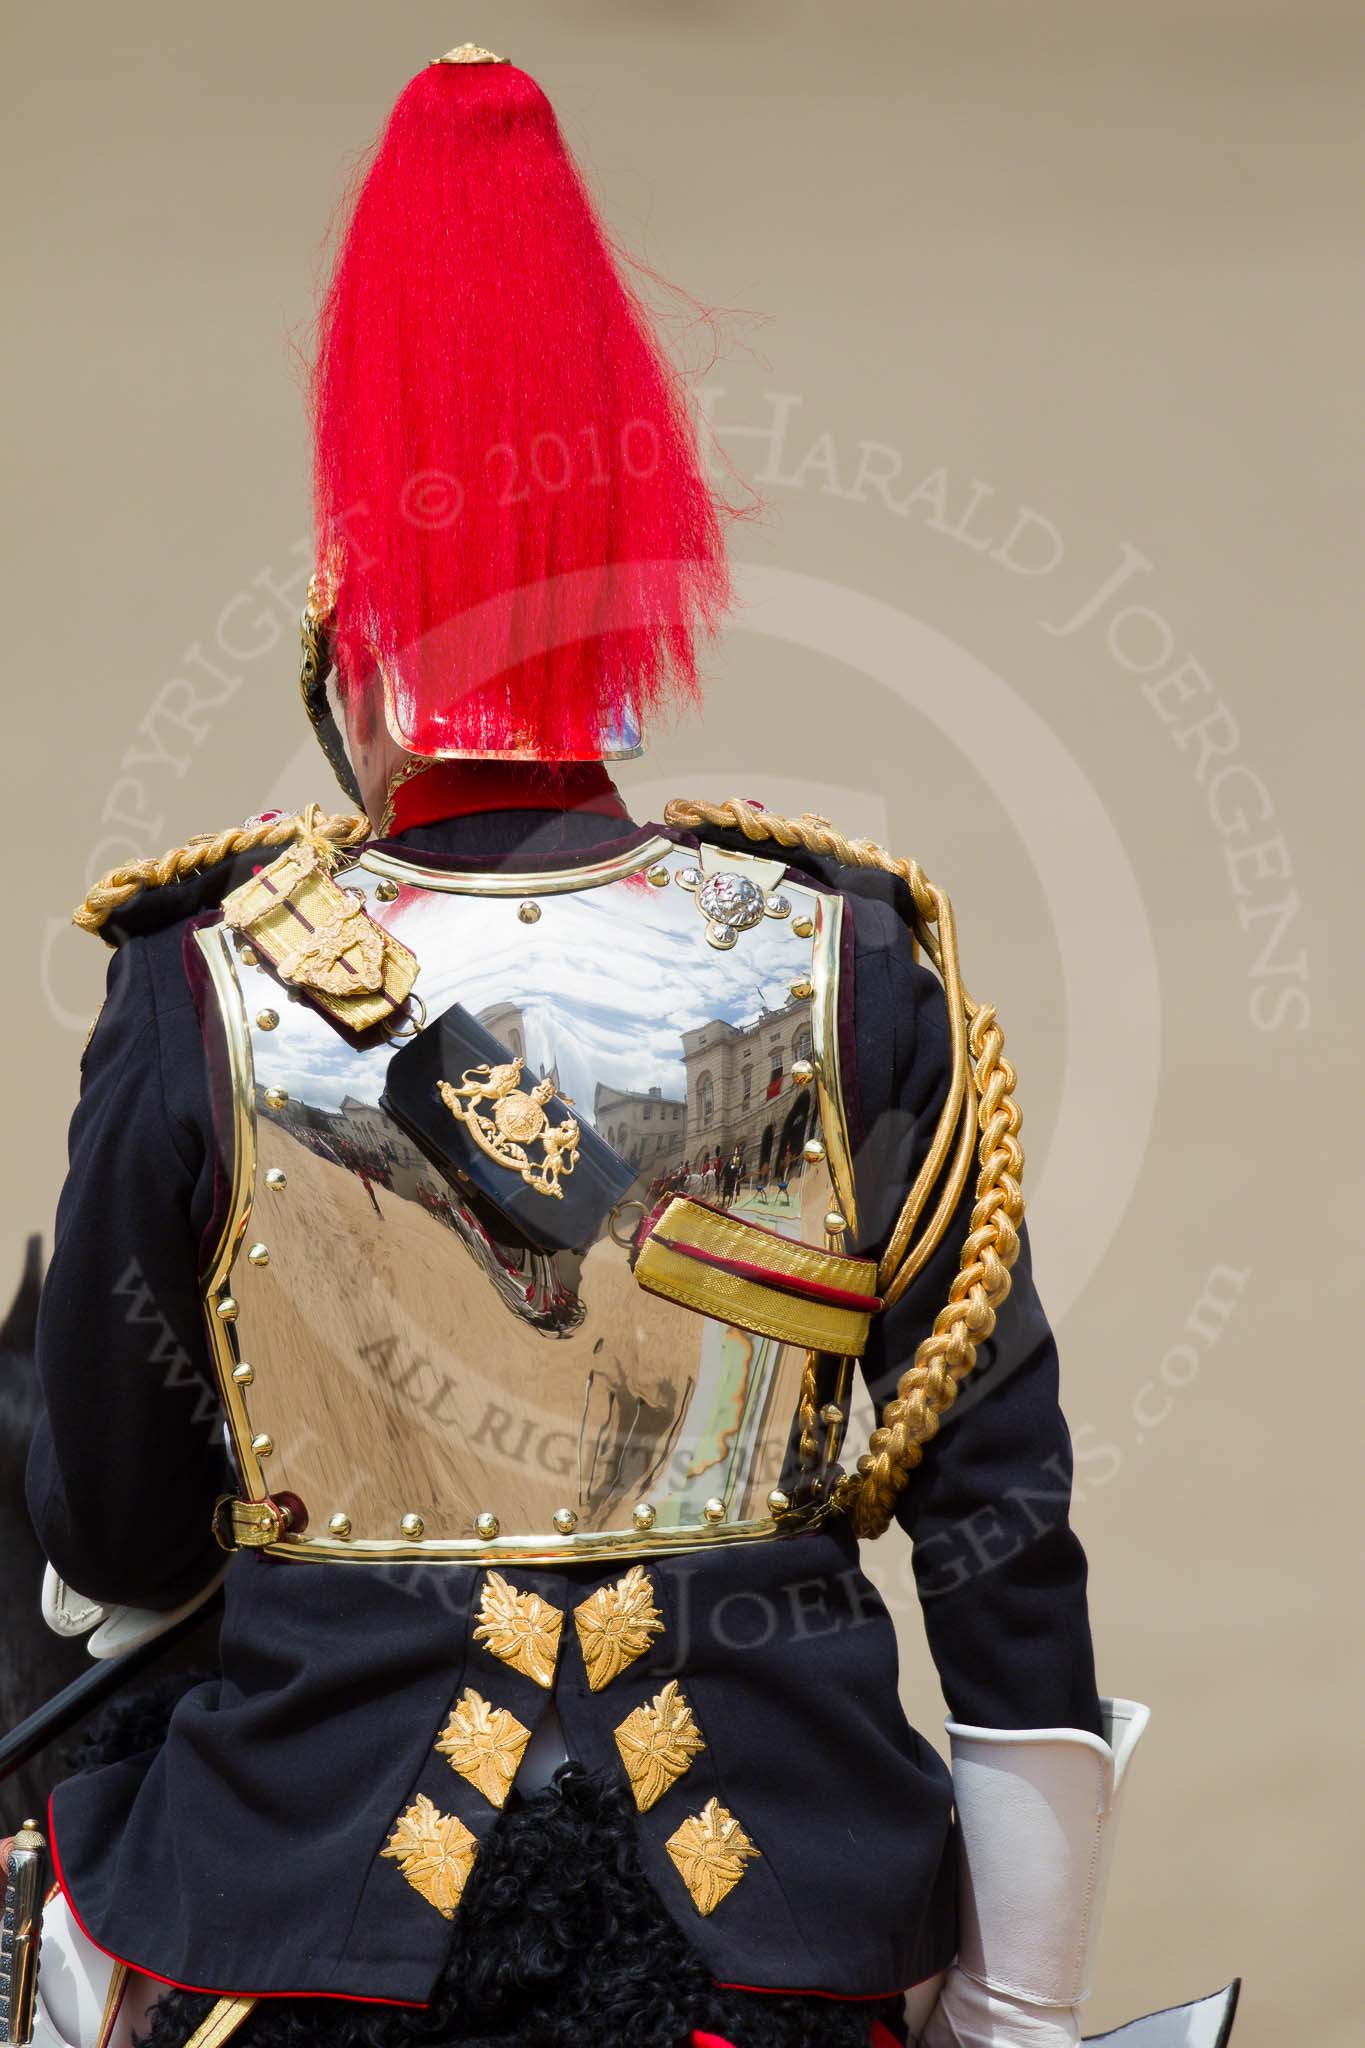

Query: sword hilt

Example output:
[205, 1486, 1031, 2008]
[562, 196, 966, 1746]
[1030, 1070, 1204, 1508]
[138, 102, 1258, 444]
[0, 1820, 48, 2047]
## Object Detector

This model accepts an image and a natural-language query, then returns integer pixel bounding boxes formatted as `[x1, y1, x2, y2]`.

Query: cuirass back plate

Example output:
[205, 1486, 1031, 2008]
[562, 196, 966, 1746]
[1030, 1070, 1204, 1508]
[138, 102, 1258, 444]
[196, 832, 859, 1563]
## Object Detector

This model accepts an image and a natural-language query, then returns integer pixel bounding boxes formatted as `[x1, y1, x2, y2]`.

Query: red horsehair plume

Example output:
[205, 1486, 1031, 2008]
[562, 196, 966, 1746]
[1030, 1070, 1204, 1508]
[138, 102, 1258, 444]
[311, 58, 733, 759]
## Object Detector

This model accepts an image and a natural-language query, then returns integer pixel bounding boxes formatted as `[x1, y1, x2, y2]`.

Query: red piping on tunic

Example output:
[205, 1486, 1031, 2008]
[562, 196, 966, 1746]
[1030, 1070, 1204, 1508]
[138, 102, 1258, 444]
[714, 1971, 942, 2000]
[46, 1798, 429, 2009]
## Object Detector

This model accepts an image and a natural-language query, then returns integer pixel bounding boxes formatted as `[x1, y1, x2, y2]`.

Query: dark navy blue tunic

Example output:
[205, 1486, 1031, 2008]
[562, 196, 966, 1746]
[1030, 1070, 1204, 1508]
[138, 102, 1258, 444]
[29, 806, 1099, 2004]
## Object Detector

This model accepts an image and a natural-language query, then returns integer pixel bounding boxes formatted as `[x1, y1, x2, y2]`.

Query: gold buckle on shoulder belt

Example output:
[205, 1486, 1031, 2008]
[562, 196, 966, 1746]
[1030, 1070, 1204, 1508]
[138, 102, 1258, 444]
[212, 1495, 292, 1552]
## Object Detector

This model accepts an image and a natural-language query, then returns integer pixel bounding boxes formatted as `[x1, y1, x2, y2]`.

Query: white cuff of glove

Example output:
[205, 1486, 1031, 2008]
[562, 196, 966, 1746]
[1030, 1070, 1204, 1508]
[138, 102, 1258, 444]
[920, 1972, 1080, 2048]
[949, 1698, 1148, 2009]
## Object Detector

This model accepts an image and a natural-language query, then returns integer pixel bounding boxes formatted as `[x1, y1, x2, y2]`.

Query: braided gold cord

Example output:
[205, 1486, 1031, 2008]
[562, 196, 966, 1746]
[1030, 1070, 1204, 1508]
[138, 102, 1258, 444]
[662, 795, 1026, 1539]
[796, 1350, 820, 1462]
[73, 807, 372, 938]
[847, 1004, 1023, 1536]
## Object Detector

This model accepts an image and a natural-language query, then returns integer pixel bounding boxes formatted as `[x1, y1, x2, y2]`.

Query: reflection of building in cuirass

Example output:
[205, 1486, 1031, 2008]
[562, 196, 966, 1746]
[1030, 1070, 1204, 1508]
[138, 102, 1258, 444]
[593, 1081, 687, 1173]
[337, 1094, 398, 1166]
[261, 1092, 429, 1191]
[477, 1000, 561, 1094]
[683, 995, 815, 1176]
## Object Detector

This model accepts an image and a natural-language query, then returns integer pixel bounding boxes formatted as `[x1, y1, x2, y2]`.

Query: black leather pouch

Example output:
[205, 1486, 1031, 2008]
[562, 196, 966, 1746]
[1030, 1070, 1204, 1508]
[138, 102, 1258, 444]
[382, 1002, 635, 1254]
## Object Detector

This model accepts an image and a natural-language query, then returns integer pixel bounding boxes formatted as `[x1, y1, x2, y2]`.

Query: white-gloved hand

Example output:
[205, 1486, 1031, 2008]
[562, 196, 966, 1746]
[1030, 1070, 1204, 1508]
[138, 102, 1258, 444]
[921, 1971, 1080, 2047]
[42, 1557, 228, 1660]
[918, 1700, 1149, 2048]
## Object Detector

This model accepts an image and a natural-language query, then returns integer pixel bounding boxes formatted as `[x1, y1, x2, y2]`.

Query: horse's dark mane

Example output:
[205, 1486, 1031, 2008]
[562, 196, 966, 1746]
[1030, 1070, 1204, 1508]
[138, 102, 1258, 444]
[0, 1235, 43, 1468]
[1, 1235, 90, 1818]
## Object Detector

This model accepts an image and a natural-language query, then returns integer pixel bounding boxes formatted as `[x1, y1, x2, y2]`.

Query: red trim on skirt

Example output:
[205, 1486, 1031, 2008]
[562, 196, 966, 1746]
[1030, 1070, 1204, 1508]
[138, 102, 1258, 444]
[46, 1797, 429, 2009]
[693, 2026, 903, 2048]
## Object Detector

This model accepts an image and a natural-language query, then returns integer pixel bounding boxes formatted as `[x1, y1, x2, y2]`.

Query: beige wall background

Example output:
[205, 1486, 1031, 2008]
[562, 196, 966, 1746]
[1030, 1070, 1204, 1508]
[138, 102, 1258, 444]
[4, 3, 1360, 2042]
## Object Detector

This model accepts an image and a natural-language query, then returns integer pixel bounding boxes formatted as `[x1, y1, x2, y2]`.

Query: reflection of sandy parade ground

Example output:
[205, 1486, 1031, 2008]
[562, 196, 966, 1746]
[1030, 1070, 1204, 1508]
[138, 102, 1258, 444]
[725, 1182, 805, 1232]
[239, 1124, 816, 1537]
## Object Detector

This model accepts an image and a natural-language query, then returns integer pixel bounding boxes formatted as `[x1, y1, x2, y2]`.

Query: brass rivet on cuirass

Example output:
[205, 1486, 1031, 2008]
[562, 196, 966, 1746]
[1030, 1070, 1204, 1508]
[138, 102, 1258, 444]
[552, 1507, 578, 1535]
[475, 1511, 500, 1541]
[256, 1009, 279, 1032]
[328, 1513, 352, 1539]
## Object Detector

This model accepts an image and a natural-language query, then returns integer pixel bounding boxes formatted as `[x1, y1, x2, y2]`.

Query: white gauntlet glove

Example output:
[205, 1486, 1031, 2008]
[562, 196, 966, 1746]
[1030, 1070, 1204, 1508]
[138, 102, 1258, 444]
[41, 1560, 226, 1659]
[921, 1699, 1148, 2048]
[921, 1975, 1083, 2047]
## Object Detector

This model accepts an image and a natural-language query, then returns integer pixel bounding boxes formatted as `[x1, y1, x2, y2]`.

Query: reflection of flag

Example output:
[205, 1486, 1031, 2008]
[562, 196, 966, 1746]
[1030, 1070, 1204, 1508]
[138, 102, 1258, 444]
[765, 1072, 783, 1100]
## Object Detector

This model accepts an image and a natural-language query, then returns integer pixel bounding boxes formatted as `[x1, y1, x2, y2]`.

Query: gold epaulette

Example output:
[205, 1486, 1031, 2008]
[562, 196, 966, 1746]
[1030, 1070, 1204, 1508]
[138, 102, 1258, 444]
[73, 806, 371, 941]
[663, 795, 1025, 1541]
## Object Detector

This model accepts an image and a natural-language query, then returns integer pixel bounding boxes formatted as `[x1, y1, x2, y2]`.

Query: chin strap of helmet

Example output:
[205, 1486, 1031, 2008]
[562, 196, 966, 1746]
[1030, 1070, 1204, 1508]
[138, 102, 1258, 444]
[663, 794, 1025, 1541]
[299, 577, 365, 810]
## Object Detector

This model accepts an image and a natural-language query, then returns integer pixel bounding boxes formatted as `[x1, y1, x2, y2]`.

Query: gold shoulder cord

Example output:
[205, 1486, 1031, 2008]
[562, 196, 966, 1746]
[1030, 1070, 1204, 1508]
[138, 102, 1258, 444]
[73, 807, 372, 940]
[663, 795, 1025, 1541]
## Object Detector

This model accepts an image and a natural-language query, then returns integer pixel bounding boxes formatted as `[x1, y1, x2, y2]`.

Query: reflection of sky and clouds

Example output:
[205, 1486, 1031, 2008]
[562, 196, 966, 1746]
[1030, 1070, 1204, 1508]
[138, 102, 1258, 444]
[238, 853, 820, 1119]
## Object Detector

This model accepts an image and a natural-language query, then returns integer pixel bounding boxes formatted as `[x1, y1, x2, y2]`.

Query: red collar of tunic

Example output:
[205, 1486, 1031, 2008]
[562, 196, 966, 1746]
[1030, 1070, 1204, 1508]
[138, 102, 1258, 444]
[383, 760, 630, 837]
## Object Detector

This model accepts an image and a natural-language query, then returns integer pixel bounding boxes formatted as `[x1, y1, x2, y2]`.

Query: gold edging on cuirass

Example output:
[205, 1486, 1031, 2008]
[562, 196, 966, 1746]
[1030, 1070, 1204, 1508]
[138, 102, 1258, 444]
[360, 836, 676, 898]
[196, 921, 268, 1504]
[809, 894, 858, 1235]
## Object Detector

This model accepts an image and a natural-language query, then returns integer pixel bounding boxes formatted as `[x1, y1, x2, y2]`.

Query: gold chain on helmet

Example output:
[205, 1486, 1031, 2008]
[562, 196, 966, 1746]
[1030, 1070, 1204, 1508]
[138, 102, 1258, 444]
[73, 806, 371, 939]
[662, 795, 1025, 1541]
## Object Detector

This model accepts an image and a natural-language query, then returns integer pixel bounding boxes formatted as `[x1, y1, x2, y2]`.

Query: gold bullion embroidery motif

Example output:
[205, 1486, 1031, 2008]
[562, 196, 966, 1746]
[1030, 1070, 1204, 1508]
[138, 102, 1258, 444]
[274, 892, 386, 996]
[474, 1571, 564, 1689]
[614, 1680, 706, 1812]
[436, 1688, 532, 1809]
[221, 840, 418, 1033]
[573, 1565, 666, 1692]
[438, 1059, 580, 1199]
[665, 1797, 762, 1916]
[381, 1793, 478, 1920]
